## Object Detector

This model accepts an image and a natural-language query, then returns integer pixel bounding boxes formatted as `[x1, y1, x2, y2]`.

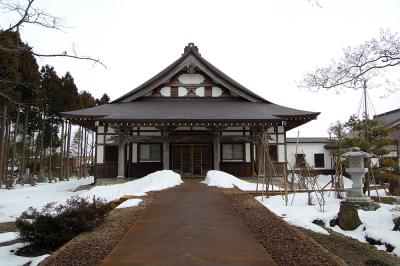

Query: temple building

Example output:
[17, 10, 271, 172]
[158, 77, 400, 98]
[62, 43, 320, 180]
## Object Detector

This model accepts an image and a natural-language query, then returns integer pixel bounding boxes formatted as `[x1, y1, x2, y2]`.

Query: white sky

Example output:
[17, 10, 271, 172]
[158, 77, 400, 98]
[2, 0, 400, 137]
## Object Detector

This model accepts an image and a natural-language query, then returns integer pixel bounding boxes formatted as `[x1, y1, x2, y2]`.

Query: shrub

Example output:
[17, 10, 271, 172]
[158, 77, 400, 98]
[16, 196, 110, 252]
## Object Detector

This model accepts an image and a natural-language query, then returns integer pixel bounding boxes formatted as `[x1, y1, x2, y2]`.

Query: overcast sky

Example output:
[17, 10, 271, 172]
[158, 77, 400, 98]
[2, 0, 399, 137]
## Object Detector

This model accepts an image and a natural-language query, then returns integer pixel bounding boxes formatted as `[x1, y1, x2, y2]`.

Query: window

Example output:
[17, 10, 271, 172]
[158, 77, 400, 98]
[314, 153, 325, 168]
[222, 143, 244, 161]
[139, 144, 161, 162]
[295, 153, 306, 167]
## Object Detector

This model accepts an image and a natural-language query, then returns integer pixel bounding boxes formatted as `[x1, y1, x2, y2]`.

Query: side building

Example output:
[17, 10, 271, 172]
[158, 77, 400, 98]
[286, 137, 334, 174]
[62, 44, 320, 180]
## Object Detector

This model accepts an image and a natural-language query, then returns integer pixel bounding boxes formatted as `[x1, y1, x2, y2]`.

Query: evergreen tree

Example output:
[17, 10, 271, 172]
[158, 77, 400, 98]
[78, 91, 96, 109]
[95, 93, 110, 106]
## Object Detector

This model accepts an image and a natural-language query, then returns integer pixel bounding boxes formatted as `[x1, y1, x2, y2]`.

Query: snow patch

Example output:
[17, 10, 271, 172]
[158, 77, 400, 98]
[0, 243, 49, 266]
[0, 177, 94, 223]
[80, 170, 182, 202]
[203, 170, 279, 191]
[257, 192, 400, 256]
[0, 232, 19, 244]
[116, 199, 143, 209]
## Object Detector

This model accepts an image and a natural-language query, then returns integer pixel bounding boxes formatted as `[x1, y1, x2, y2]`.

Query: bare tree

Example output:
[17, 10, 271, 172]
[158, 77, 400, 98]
[0, 0, 106, 69]
[299, 30, 400, 94]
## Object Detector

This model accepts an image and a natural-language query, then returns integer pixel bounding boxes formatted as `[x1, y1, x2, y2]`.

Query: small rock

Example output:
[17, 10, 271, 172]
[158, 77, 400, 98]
[337, 202, 362, 230]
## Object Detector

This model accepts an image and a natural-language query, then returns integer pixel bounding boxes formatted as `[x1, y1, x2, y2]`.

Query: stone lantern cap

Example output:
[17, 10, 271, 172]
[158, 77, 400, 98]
[342, 147, 371, 158]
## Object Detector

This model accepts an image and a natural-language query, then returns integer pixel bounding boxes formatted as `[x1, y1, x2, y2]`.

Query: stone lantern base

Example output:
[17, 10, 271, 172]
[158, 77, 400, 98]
[344, 197, 379, 211]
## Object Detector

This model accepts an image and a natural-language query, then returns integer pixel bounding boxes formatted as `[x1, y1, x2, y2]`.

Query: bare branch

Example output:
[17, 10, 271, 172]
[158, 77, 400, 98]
[300, 30, 400, 93]
[1, 0, 64, 32]
[32, 51, 107, 68]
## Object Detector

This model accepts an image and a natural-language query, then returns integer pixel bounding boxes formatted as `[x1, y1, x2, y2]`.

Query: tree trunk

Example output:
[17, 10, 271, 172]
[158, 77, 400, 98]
[66, 122, 71, 181]
[48, 129, 53, 182]
[0, 105, 7, 187]
[38, 113, 46, 182]
[59, 120, 65, 181]
[4, 120, 11, 188]
[77, 126, 81, 178]
[83, 128, 88, 178]
[10, 107, 20, 187]
[32, 129, 39, 185]
[19, 109, 29, 179]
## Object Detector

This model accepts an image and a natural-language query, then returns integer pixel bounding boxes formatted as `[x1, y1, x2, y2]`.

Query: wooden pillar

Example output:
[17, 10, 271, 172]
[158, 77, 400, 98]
[117, 138, 125, 178]
[163, 133, 170, 170]
[213, 134, 220, 170]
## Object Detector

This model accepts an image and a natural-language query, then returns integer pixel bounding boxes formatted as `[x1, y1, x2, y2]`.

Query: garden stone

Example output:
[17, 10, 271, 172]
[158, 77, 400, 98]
[337, 202, 362, 230]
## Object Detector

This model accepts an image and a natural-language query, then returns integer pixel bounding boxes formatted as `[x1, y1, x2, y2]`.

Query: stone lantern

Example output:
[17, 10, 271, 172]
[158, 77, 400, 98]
[342, 147, 378, 210]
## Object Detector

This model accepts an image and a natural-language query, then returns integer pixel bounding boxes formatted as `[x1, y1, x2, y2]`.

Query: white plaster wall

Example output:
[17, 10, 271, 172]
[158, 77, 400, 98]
[132, 143, 137, 163]
[160, 87, 171, 96]
[178, 87, 187, 96]
[267, 127, 275, 133]
[97, 134, 103, 144]
[286, 142, 332, 169]
[97, 126, 104, 133]
[212, 87, 223, 97]
[178, 74, 205, 84]
[278, 145, 285, 162]
[245, 143, 251, 162]
[96, 145, 104, 163]
[196, 87, 205, 96]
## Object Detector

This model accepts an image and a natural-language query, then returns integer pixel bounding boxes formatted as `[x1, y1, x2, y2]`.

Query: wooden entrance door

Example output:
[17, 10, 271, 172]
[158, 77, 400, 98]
[172, 144, 212, 177]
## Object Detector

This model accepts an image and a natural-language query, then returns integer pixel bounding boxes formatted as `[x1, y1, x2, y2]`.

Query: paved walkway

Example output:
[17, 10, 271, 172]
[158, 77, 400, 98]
[102, 183, 275, 266]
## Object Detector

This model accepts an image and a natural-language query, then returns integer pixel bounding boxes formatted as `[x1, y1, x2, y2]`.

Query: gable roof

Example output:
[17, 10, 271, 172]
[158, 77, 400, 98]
[374, 108, 400, 128]
[112, 43, 269, 103]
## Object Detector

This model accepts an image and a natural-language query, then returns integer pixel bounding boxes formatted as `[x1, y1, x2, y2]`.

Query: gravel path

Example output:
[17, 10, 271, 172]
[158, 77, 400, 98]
[40, 193, 157, 266]
[222, 189, 344, 266]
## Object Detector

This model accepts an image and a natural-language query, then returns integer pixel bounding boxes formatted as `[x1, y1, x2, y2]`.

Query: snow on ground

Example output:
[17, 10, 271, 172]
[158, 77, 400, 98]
[0, 243, 49, 266]
[257, 193, 400, 256]
[289, 174, 353, 189]
[203, 170, 279, 191]
[116, 199, 143, 209]
[80, 170, 182, 202]
[0, 177, 94, 223]
[0, 232, 19, 244]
